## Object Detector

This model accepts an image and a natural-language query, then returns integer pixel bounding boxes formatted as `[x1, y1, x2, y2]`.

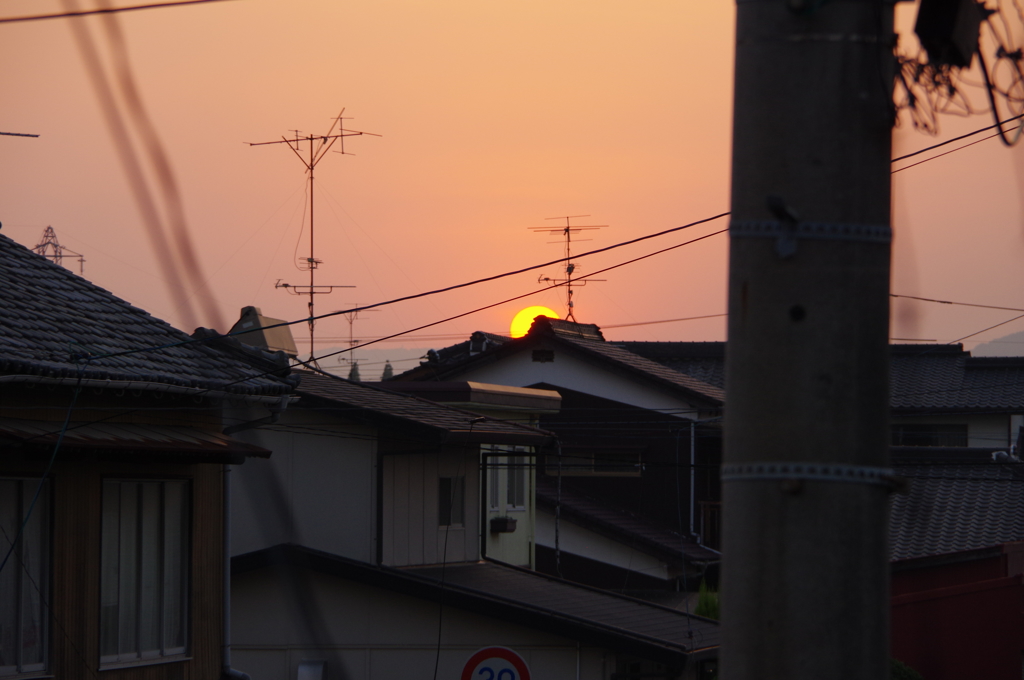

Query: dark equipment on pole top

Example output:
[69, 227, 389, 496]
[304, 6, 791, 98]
[33, 226, 85, 275]
[896, 0, 1024, 144]
[915, 0, 984, 68]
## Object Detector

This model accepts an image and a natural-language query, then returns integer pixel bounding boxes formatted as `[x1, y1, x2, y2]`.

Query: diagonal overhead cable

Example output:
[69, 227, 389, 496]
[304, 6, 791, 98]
[0, 0, 239, 24]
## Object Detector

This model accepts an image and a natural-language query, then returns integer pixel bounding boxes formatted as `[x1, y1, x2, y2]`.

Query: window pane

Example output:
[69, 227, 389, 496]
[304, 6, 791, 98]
[488, 458, 500, 511]
[0, 480, 19, 672]
[118, 483, 139, 658]
[163, 482, 187, 651]
[100, 482, 120, 658]
[451, 477, 464, 526]
[101, 479, 190, 663]
[138, 483, 162, 655]
[19, 482, 47, 667]
[507, 457, 525, 508]
[438, 478, 452, 526]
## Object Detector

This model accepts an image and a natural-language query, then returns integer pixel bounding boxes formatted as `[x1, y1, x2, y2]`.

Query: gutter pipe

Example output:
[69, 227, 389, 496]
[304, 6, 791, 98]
[222, 464, 251, 680]
[221, 397, 290, 680]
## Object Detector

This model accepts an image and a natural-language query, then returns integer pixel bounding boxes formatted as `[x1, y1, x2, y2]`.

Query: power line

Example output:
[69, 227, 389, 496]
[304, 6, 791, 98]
[604, 314, 727, 330]
[891, 131, 1003, 173]
[0, 0, 240, 24]
[891, 112, 1024, 162]
[891, 293, 1024, 313]
[94, 213, 731, 361]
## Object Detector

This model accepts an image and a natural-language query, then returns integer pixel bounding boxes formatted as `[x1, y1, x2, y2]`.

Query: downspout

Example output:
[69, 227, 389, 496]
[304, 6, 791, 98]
[222, 465, 251, 680]
[555, 439, 563, 578]
[689, 420, 696, 538]
[222, 396, 290, 680]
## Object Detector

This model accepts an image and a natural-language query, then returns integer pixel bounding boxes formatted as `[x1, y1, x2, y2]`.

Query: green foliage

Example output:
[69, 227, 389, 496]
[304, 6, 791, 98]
[694, 578, 719, 620]
[890, 658, 923, 680]
[348, 361, 361, 382]
[381, 360, 394, 380]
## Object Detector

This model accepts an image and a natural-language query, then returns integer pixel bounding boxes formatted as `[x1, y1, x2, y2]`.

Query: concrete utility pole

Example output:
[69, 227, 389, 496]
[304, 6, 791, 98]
[722, 0, 895, 678]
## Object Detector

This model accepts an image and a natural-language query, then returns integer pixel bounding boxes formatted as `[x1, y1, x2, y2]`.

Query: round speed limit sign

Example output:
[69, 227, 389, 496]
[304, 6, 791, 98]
[460, 647, 531, 680]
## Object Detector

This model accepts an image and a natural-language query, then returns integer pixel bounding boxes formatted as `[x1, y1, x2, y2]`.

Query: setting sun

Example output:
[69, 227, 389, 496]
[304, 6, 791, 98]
[510, 306, 559, 338]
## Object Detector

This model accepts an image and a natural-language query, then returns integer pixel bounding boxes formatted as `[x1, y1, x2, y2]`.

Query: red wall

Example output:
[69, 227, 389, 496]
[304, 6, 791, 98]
[891, 545, 1024, 680]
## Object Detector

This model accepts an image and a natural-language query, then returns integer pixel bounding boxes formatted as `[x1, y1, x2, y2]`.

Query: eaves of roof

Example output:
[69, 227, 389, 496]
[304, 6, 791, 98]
[294, 371, 553, 447]
[0, 418, 269, 464]
[232, 543, 718, 667]
[535, 479, 720, 565]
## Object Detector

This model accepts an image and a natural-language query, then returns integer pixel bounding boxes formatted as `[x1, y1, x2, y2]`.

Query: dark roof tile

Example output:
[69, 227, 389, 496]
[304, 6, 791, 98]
[890, 457, 1024, 560]
[0, 234, 291, 396]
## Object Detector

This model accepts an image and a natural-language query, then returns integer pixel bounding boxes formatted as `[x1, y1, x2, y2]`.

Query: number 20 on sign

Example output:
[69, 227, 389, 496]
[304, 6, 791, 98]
[460, 647, 531, 680]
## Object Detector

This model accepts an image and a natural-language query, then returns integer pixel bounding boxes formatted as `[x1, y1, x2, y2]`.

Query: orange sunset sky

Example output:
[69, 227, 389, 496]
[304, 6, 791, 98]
[2, 0, 1024, 369]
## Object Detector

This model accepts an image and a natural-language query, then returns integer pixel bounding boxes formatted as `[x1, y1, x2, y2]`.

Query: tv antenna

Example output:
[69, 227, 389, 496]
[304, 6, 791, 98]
[530, 215, 607, 322]
[332, 303, 379, 367]
[249, 108, 380, 365]
[33, 226, 85, 274]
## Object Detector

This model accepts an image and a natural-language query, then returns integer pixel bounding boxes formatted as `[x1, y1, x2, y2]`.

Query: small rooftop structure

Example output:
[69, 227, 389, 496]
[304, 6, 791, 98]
[228, 305, 299, 358]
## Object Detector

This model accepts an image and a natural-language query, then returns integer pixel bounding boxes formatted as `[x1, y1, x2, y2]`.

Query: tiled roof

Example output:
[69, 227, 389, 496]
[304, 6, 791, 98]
[0, 234, 293, 396]
[617, 342, 727, 389]
[408, 560, 720, 656]
[890, 347, 1024, 411]
[890, 454, 1024, 561]
[393, 320, 723, 407]
[234, 544, 718, 665]
[294, 371, 551, 444]
[622, 341, 1024, 412]
[535, 477, 720, 563]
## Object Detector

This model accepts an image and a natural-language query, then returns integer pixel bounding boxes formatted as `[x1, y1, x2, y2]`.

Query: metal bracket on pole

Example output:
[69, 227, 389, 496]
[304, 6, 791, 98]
[722, 462, 903, 491]
[730, 220, 892, 258]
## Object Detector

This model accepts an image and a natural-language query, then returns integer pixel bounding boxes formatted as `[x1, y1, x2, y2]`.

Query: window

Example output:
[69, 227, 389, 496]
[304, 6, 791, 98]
[438, 477, 465, 527]
[0, 478, 49, 677]
[891, 423, 968, 447]
[506, 456, 526, 509]
[488, 460, 500, 511]
[100, 480, 189, 665]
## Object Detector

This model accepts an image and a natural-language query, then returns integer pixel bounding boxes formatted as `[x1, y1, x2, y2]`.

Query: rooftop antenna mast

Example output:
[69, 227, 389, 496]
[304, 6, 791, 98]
[33, 226, 85, 274]
[530, 215, 607, 322]
[333, 303, 379, 368]
[249, 108, 380, 366]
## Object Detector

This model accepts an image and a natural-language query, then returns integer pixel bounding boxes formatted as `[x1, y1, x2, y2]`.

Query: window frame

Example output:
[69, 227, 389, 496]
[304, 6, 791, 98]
[0, 477, 51, 678]
[98, 478, 191, 669]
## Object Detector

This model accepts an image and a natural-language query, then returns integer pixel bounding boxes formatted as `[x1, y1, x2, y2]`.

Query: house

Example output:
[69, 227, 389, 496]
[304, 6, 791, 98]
[0, 232, 294, 679]
[225, 369, 720, 680]
[889, 449, 1024, 679]
[388, 318, 724, 587]
[621, 341, 1024, 452]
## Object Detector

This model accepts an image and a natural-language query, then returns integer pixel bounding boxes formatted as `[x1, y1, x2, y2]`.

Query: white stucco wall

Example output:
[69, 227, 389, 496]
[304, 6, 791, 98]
[382, 449, 481, 567]
[535, 508, 671, 581]
[229, 409, 377, 563]
[232, 566, 612, 680]
[453, 342, 699, 418]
